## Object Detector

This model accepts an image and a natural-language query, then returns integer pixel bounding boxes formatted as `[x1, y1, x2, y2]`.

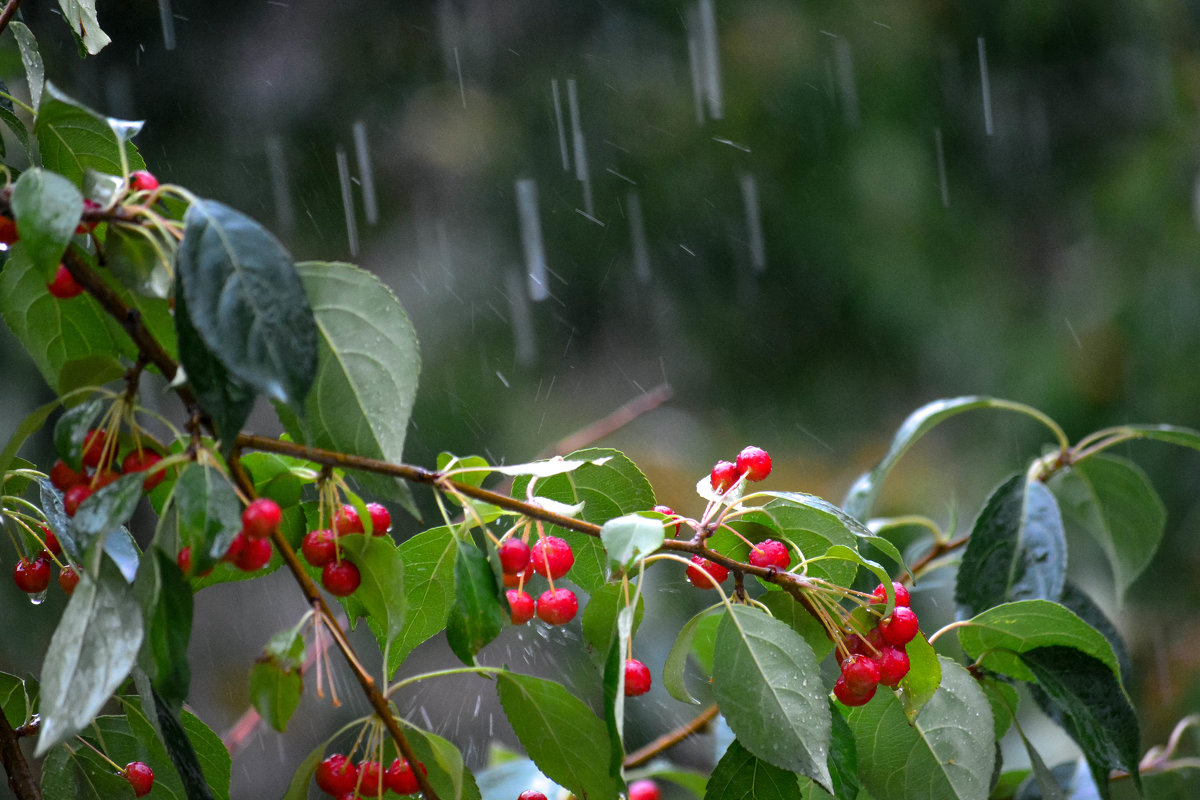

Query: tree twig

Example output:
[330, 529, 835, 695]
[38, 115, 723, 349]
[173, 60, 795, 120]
[0, 0, 24, 40]
[544, 382, 673, 457]
[624, 704, 719, 768]
[0, 704, 40, 800]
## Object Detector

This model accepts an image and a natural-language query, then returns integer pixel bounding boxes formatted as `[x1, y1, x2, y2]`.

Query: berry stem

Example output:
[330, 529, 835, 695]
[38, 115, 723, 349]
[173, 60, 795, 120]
[384, 666, 505, 697]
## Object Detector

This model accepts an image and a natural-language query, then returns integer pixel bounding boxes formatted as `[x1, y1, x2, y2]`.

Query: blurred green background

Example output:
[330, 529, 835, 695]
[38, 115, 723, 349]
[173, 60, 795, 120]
[3, 0, 1200, 796]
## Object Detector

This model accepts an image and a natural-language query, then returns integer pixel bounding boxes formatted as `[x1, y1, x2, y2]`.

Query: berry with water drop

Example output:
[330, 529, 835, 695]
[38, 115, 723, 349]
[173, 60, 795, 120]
[518, 792, 549, 800]
[58, 565, 80, 596]
[653, 505, 680, 535]
[358, 760, 384, 796]
[735, 445, 772, 481]
[685, 555, 728, 589]
[13, 556, 51, 593]
[507, 589, 535, 625]
[315, 754, 358, 795]
[63, 485, 93, 517]
[876, 645, 911, 687]
[49, 459, 84, 491]
[235, 536, 272, 571]
[841, 654, 881, 695]
[129, 170, 159, 193]
[0, 216, 17, 244]
[81, 429, 107, 469]
[833, 674, 876, 707]
[121, 449, 165, 491]
[365, 502, 390, 535]
[531, 535, 574, 579]
[333, 504, 364, 536]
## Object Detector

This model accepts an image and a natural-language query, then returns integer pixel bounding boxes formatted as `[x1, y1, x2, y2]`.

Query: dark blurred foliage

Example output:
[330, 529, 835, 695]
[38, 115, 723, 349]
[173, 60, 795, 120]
[3, 0, 1200, 794]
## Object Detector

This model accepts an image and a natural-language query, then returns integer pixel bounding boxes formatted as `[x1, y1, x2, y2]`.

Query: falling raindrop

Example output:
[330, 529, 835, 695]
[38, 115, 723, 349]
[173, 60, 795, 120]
[157, 0, 176, 51]
[834, 38, 860, 128]
[335, 145, 359, 257]
[265, 136, 294, 236]
[352, 121, 379, 226]
[739, 173, 765, 273]
[626, 191, 651, 284]
[695, 0, 723, 120]
[453, 46, 467, 109]
[566, 78, 594, 215]
[934, 127, 949, 208]
[505, 271, 536, 366]
[978, 36, 994, 136]
[686, 28, 705, 125]
[551, 79, 570, 171]
[515, 178, 548, 302]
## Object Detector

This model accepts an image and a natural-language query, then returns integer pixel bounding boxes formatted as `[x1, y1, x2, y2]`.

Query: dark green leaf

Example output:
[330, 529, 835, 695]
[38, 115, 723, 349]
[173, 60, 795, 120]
[173, 463, 242, 573]
[510, 447, 656, 593]
[52, 397, 104, 471]
[134, 550, 193, 708]
[35, 83, 145, 186]
[713, 605, 831, 790]
[1018, 646, 1141, 799]
[980, 677, 1020, 742]
[1016, 726, 1067, 800]
[278, 261, 420, 507]
[386, 525, 457, 675]
[600, 513, 665, 570]
[447, 539, 506, 665]
[497, 673, 620, 800]
[11, 168, 83, 275]
[0, 397, 61, 480]
[762, 492, 906, 572]
[335, 533, 406, 651]
[1057, 582, 1132, 689]
[0, 672, 32, 728]
[846, 657, 995, 800]
[601, 632, 627, 778]
[249, 622, 305, 732]
[36, 556, 144, 756]
[176, 199, 316, 409]
[705, 739, 803, 800]
[738, 502, 858, 586]
[842, 396, 1063, 521]
[140, 689, 228, 800]
[106, 224, 171, 297]
[580, 580, 644, 668]
[73, 473, 146, 546]
[955, 474, 1067, 619]
[40, 477, 81, 561]
[664, 603, 723, 705]
[11, 22, 43, 110]
[826, 699, 859, 800]
[40, 742, 134, 800]
[0, 77, 33, 161]
[1051, 455, 1165, 604]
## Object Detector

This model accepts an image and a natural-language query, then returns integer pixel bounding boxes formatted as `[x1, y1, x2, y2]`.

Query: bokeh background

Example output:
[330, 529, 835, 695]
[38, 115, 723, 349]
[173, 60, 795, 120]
[3, 0, 1200, 796]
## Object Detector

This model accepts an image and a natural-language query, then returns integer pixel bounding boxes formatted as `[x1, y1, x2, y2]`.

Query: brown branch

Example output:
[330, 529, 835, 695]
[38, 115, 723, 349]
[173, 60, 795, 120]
[900, 533, 969, 584]
[0, 0, 24, 40]
[0, 705, 40, 800]
[544, 382, 673, 457]
[624, 704, 718, 769]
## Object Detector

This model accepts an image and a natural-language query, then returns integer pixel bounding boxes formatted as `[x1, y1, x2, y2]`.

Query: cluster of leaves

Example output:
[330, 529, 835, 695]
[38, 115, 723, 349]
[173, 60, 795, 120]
[0, 9, 1199, 800]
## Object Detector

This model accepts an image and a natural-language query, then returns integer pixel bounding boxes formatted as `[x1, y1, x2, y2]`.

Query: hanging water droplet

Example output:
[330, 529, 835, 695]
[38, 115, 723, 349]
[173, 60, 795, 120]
[28, 588, 48, 606]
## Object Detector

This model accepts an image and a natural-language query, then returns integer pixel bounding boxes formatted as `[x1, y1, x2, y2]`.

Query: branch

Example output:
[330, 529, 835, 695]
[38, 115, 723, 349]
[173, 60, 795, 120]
[0, 0, 24, 40]
[624, 704, 718, 768]
[0, 706, 40, 800]
[901, 533, 968, 583]
[544, 382, 673, 457]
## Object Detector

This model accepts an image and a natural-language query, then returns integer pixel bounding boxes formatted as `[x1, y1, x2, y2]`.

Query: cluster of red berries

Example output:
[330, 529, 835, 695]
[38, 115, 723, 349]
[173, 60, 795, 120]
[300, 502, 392, 597]
[499, 535, 579, 626]
[314, 753, 425, 797]
[518, 778, 658, 800]
[175, 497, 286, 578]
[710, 445, 773, 493]
[11, 525, 79, 597]
[123, 761, 154, 797]
[50, 430, 166, 516]
[832, 582, 921, 707]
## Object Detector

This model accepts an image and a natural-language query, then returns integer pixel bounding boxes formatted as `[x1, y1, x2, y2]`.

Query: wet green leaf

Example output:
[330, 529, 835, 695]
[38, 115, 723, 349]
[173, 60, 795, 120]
[600, 513, 665, 569]
[705, 739, 803, 800]
[386, 525, 456, 675]
[249, 622, 305, 732]
[35, 83, 144, 186]
[447, 539, 505, 665]
[11, 167, 82, 275]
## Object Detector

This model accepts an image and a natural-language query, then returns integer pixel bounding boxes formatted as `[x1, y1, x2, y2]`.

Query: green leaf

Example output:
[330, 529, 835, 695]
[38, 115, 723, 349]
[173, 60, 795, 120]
[713, 605, 832, 790]
[281, 740, 327, 800]
[954, 474, 1067, 619]
[1057, 582, 1132, 688]
[73, 473, 146, 546]
[705, 739, 803, 800]
[249, 622, 305, 732]
[36, 556, 144, 756]
[762, 492, 906, 573]
[173, 287, 256, 447]
[11, 168, 83, 275]
[898, 632, 941, 721]
[130, 689, 229, 800]
[847, 657, 995, 800]
[52, 397, 104, 470]
[0, 243, 127, 393]
[600, 513, 665, 570]
[979, 677, 1020, 742]
[40, 742, 133, 799]
[103, 528, 142, 583]
[1015, 725, 1067, 800]
[757, 593, 834, 663]
[134, 550, 193, 708]
[106, 224, 171, 297]
[664, 603, 723, 705]
[956, 600, 1122, 685]
[57, 0, 111, 54]
[40, 477, 81, 561]
[57, 355, 125, 396]
[35, 83, 145, 186]
[386, 525, 457, 675]
[335, 533, 406, 651]
[277, 261, 421, 507]
[398, 720, 483, 800]
[0, 397, 61, 480]
[0, 672, 33, 728]
[510, 447, 656, 594]
[447, 539, 506, 665]
[1051, 455, 1165, 604]
[736, 502, 858, 587]
[842, 396, 1063, 521]
[1019, 646, 1141, 799]
[0, 78, 32, 161]
[11, 22, 43, 110]
[1117, 424, 1200, 451]
[173, 463, 243, 573]
[496, 672, 620, 800]
[176, 199, 317, 409]
[826, 699, 859, 800]
[580, 581, 644, 668]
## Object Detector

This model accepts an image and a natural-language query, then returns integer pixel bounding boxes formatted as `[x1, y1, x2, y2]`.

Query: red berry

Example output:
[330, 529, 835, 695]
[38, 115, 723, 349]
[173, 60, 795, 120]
[177, 546, 193, 575]
[75, 199, 102, 234]
[530, 536, 574, 579]
[624, 659, 652, 697]
[123, 761, 154, 797]
[502, 563, 534, 588]
[871, 581, 911, 608]
[13, 557, 51, 593]
[507, 589, 535, 625]
[129, 170, 159, 193]
[709, 460, 741, 493]
[518, 792, 549, 800]
[685, 555, 729, 589]
[333, 504, 364, 536]
[63, 485, 93, 517]
[121, 450, 165, 491]
[838, 628, 885, 664]
[841, 654, 881, 695]
[47, 264, 84, 299]
[58, 565, 80, 595]
[81, 429, 107, 469]
[876, 645, 911, 687]
[499, 538, 532, 575]
[223, 531, 248, 563]
[747, 539, 790, 570]
[49, 459, 84, 491]
[91, 469, 120, 489]
[302, 529, 337, 567]
[242, 498, 282, 539]
[358, 760, 384, 796]
[40, 525, 62, 557]
[653, 505, 680, 535]
[235, 537, 272, 572]
[536, 588, 578, 625]
[629, 779, 662, 800]
[833, 674, 876, 707]
[735, 446, 772, 482]
[315, 754, 359, 796]
[0, 216, 18, 244]
[385, 758, 426, 795]
[365, 502, 390, 535]
[879, 606, 920, 647]
[322, 560, 361, 596]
